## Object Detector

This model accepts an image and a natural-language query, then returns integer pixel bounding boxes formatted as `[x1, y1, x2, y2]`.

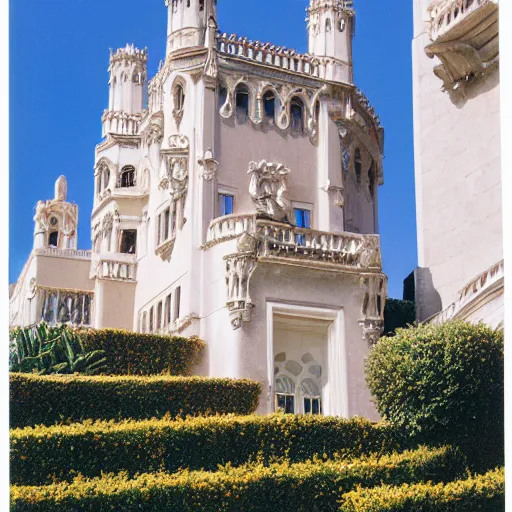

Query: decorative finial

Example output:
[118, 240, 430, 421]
[55, 175, 68, 201]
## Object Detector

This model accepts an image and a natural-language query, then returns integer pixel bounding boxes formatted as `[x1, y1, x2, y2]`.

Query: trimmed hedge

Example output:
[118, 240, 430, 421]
[340, 466, 504, 511]
[365, 321, 504, 469]
[11, 414, 408, 486]
[10, 446, 466, 511]
[79, 328, 205, 376]
[10, 373, 260, 428]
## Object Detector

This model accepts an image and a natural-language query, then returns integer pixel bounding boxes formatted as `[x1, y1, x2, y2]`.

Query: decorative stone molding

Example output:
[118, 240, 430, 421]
[198, 148, 219, 181]
[223, 234, 259, 330]
[169, 313, 200, 335]
[35, 248, 92, 260]
[142, 111, 164, 145]
[425, 0, 499, 94]
[358, 274, 387, 346]
[90, 253, 137, 282]
[248, 160, 292, 223]
[430, 259, 504, 325]
[102, 110, 142, 136]
[306, 0, 355, 33]
[39, 287, 94, 327]
[155, 237, 176, 261]
[204, 214, 257, 249]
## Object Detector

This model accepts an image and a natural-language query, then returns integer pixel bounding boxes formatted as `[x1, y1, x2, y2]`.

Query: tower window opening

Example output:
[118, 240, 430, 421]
[325, 17, 332, 32]
[354, 148, 362, 190]
[120, 230, 137, 254]
[368, 161, 376, 200]
[49, 231, 59, 247]
[235, 84, 250, 123]
[132, 70, 143, 85]
[174, 84, 185, 112]
[120, 166, 136, 188]
[290, 97, 305, 134]
[199, 0, 205, 11]
[218, 85, 228, 110]
[263, 91, 276, 124]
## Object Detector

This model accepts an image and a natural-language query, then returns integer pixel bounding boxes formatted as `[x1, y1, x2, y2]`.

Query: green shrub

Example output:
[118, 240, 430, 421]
[340, 466, 504, 511]
[10, 373, 260, 428]
[365, 321, 504, 468]
[10, 446, 466, 511]
[9, 323, 107, 375]
[11, 414, 409, 486]
[383, 299, 416, 335]
[78, 328, 205, 376]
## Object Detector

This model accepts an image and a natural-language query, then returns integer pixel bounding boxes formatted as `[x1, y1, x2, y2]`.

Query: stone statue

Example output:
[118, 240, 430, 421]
[248, 160, 292, 223]
[55, 175, 68, 202]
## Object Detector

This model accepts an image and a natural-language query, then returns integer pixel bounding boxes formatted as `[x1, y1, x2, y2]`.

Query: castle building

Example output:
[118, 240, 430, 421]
[411, 0, 503, 329]
[10, 0, 386, 418]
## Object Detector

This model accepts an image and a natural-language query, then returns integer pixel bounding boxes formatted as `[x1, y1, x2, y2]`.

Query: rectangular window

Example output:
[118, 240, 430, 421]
[171, 201, 177, 233]
[156, 301, 163, 330]
[304, 397, 322, 415]
[173, 286, 181, 322]
[276, 394, 295, 414]
[164, 208, 170, 241]
[165, 293, 172, 326]
[120, 230, 137, 254]
[149, 307, 154, 332]
[219, 193, 234, 217]
[294, 208, 311, 246]
[157, 215, 162, 245]
[142, 312, 147, 333]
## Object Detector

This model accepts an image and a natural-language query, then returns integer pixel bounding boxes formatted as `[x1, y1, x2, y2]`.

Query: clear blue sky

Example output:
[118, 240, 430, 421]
[9, 0, 417, 299]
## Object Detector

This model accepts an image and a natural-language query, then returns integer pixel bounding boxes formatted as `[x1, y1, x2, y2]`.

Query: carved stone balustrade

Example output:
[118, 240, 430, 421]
[217, 32, 325, 78]
[90, 253, 138, 282]
[102, 110, 142, 137]
[204, 214, 257, 249]
[35, 248, 92, 260]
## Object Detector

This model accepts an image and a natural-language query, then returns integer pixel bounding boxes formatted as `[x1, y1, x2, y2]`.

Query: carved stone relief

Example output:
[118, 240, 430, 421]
[359, 274, 387, 346]
[248, 160, 292, 223]
[198, 148, 219, 181]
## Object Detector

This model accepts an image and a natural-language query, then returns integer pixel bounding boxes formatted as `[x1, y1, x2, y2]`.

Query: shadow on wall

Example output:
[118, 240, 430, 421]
[410, 267, 442, 322]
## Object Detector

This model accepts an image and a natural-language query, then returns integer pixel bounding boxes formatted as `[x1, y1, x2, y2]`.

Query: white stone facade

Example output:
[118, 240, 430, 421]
[412, 0, 503, 330]
[10, 0, 386, 419]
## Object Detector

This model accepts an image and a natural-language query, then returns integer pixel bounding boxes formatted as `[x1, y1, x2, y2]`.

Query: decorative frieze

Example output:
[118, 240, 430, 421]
[102, 110, 142, 136]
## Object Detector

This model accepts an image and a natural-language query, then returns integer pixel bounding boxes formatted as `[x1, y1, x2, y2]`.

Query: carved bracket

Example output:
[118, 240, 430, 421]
[359, 273, 387, 346]
[223, 234, 258, 330]
[198, 148, 219, 181]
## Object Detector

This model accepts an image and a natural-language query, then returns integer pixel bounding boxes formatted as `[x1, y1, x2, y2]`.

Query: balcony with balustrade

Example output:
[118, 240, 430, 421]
[90, 252, 138, 282]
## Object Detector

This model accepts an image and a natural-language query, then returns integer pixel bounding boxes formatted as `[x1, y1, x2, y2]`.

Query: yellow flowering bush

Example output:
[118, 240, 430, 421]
[10, 446, 466, 511]
[10, 373, 260, 429]
[339, 466, 504, 511]
[11, 414, 407, 486]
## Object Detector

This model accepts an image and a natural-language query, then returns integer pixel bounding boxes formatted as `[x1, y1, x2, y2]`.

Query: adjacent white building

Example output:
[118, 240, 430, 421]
[10, 0, 387, 418]
[411, 0, 503, 329]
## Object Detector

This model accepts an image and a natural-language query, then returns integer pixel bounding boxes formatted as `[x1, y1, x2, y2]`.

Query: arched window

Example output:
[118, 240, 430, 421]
[354, 148, 362, 190]
[290, 97, 305, 134]
[132, 69, 143, 85]
[301, 378, 322, 415]
[49, 231, 59, 247]
[235, 83, 250, 122]
[174, 83, 185, 112]
[218, 85, 228, 110]
[325, 17, 332, 32]
[263, 90, 276, 124]
[120, 166, 136, 188]
[368, 161, 375, 200]
[103, 167, 110, 190]
[275, 375, 295, 413]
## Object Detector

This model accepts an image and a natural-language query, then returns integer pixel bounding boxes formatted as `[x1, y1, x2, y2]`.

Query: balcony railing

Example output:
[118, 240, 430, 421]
[205, 214, 382, 272]
[428, 0, 498, 41]
[102, 110, 142, 137]
[90, 253, 138, 282]
[35, 248, 92, 260]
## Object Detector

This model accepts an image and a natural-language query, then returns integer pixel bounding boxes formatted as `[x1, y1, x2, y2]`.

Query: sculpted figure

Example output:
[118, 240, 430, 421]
[55, 176, 68, 202]
[248, 160, 292, 223]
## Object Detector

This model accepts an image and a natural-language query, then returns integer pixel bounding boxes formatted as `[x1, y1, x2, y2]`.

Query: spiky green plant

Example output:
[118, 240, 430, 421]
[9, 323, 107, 376]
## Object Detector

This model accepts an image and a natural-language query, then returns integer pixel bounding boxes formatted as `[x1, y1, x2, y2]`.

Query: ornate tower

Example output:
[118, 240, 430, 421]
[104, 44, 148, 137]
[307, 0, 355, 83]
[165, 0, 217, 54]
[33, 176, 78, 250]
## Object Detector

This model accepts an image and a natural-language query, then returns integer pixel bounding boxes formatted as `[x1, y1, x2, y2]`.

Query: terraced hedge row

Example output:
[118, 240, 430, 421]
[78, 329, 205, 376]
[11, 414, 407, 486]
[10, 446, 466, 512]
[10, 373, 261, 428]
[340, 467, 504, 511]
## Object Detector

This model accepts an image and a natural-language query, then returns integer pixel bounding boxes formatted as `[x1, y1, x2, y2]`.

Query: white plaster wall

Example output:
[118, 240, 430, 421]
[200, 241, 379, 419]
[412, 4, 502, 311]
